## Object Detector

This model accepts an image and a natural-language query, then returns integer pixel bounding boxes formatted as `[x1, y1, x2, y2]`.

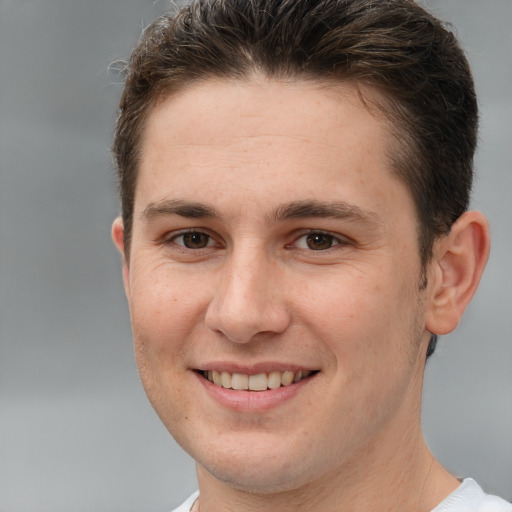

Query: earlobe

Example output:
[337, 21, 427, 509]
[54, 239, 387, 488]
[111, 217, 131, 298]
[425, 211, 490, 335]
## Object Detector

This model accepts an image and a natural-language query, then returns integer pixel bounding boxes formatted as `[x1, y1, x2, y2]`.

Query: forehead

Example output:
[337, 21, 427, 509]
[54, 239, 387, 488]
[135, 78, 410, 221]
[142, 78, 388, 153]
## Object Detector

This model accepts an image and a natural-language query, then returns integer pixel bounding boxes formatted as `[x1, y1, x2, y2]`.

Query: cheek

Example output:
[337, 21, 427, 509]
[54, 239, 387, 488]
[299, 266, 422, 371]
[306, 274, 423, 435]
[129, 266, 211, 362]
[128, 276, 200, 416]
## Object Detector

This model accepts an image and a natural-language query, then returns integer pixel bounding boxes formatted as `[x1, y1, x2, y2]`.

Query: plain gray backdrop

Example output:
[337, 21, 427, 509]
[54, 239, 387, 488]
[1, 1, 511, 511]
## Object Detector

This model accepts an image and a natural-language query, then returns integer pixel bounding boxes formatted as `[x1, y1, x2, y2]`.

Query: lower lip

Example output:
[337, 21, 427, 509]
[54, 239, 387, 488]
[194, 372, 315, 413]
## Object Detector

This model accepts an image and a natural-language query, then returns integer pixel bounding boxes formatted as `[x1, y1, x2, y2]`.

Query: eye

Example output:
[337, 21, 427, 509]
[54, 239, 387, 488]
[172, 231, 214, 249]
[294, 231, 343, 251]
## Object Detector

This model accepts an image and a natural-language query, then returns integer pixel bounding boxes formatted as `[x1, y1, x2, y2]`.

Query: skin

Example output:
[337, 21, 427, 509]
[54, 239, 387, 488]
[112, 78, 490, 512]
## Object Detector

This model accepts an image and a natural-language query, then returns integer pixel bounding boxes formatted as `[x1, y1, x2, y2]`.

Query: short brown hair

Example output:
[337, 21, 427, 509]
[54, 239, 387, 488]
[112, 0, 478, 356]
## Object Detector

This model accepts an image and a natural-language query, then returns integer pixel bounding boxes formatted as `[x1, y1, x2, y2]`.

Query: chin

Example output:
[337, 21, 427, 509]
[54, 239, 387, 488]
[199, 457, 309, 494]
[189, 432, 324, 494]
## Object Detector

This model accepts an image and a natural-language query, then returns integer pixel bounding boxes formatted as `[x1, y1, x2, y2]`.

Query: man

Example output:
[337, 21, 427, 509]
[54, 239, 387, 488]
[111, 1, 510, 510]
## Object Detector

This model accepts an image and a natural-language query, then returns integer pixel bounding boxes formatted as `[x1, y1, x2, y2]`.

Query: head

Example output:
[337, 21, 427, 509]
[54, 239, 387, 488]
[111, 0, 489, 498]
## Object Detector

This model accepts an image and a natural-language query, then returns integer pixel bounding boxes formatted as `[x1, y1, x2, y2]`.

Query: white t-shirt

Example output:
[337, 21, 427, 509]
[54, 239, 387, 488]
[170, 479, 511, 512]
[430, 479, 511, 512]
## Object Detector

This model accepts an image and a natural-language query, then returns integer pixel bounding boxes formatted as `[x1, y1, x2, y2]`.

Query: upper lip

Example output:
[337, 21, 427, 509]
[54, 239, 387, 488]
[194, 362, 318, 374]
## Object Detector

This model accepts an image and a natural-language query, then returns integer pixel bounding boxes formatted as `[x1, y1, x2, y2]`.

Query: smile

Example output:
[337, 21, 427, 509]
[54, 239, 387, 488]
[200, 370, 315, 391]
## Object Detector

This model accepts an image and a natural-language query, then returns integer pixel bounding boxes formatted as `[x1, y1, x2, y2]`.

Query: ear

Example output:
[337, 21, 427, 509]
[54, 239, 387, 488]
[111, 217, 131, 298]
[425, 211, 490, 335]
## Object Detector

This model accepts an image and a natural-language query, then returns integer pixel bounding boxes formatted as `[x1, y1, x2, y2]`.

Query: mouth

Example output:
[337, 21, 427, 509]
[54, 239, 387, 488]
[197, 369, 317, 391]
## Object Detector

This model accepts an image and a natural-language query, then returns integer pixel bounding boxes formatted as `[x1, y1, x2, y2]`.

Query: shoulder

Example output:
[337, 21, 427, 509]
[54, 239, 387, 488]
[170, 491, 199, 512]
[432, 479, 512, 512]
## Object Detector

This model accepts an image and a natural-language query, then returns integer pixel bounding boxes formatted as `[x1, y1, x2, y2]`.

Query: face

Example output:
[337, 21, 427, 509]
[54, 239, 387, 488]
[115, 79, 433, 493]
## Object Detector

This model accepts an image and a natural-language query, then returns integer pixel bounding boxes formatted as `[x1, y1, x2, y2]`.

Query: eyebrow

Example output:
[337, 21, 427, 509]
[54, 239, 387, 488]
[141, 199, 219, 221]
[271, 200, 381, 226]
[140, 198, 381, 226]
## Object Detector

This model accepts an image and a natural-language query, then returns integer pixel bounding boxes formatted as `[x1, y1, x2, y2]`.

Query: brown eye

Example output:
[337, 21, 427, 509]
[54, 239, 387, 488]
[305, 233, 336, 250]
[181, 232, 211, 249]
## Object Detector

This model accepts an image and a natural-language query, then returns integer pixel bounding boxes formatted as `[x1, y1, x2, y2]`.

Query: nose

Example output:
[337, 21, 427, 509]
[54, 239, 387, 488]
[205, 249, 291, 343]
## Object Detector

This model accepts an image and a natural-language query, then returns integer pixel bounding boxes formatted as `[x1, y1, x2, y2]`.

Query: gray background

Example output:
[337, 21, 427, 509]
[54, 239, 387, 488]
[0, 1, 510, 510]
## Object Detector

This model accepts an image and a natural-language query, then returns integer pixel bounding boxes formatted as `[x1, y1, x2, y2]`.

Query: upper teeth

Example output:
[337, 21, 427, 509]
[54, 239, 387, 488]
[204, 370, 312, 391]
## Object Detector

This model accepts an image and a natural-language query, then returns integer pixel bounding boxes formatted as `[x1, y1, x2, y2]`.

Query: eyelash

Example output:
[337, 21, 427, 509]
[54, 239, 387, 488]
[164, 229, 219, 250]
[164, 229, 349, 252]
[290, 230, 348, 251]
